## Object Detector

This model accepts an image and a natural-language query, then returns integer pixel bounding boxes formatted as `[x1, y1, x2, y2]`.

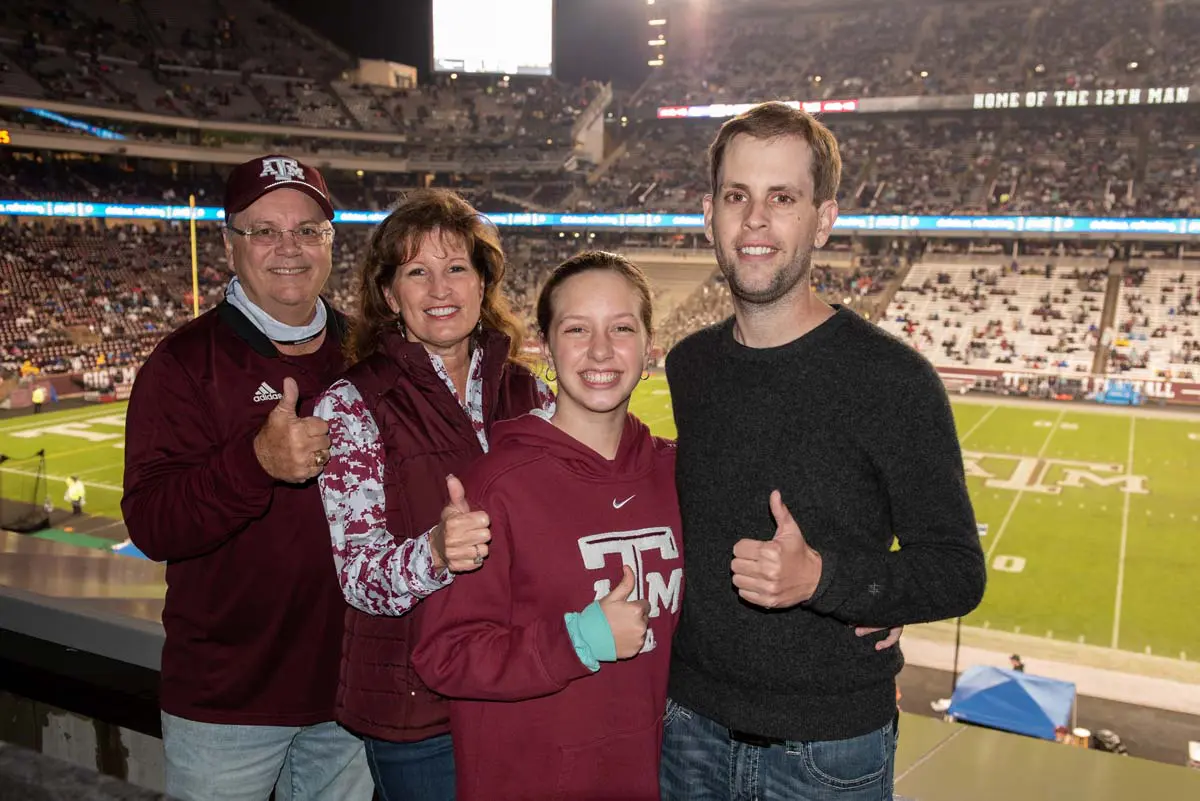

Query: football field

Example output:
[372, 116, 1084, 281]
[3, 385, 1199, 662]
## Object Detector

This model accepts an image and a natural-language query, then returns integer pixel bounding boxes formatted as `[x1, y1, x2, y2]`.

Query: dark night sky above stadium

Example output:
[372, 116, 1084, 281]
[276, 0, 650, 87]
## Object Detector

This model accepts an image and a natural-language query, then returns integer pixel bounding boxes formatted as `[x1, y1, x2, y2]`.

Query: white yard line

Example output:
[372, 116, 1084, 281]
[1111, 416, 1136, 649]
[71, 461, 125, 479]
[83, 519, 127, 535]
[0, 466, 123, 493]
[894, 727, 968, 783]
[951, 392, 1200, 421]
[958, 404, 998, 445]
[639, 411, 677, 429]
[0, 405, 128, 435]
[985, 408, 1066, 563]
[23, 440, 126, 463]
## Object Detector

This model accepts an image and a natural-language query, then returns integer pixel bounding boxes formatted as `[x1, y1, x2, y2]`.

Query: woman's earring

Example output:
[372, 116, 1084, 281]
[395, 317, 407, 337]
[546, 365, 557, 382]
[640, 369, 651, 381]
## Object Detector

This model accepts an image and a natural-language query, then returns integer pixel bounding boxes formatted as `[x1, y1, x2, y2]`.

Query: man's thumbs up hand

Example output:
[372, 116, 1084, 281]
[254, 378, 331, 483]
[730, 490, 823, 610]
[430, 474, 491, 574]
[599, 565, 650, 659]
[272, 377, 300, 419]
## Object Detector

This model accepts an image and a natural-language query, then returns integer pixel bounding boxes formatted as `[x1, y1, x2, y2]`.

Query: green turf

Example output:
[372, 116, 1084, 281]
[3, 388, 1198, 660]
[32, 528, 123, 550]
[0, 404, 129, 520]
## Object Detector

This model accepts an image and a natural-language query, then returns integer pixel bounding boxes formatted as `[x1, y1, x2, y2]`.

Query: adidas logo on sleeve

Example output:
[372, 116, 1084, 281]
[253, 382, 283, 403]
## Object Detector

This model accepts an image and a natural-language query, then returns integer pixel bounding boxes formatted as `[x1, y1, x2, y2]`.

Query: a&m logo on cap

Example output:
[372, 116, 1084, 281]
[260, 156, 306, 183]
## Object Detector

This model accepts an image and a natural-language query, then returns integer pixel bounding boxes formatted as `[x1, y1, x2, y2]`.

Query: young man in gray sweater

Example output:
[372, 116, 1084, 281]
[660, 102, 987, 801]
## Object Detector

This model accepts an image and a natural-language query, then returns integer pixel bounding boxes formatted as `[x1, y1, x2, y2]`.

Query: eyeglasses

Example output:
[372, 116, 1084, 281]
[225, 224, 333, 247]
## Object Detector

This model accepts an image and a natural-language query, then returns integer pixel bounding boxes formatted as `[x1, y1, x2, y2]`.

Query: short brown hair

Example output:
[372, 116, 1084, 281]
[708, 101, 842, 206]
[346, 189, 525, 365]
[536, 251, 654, 338]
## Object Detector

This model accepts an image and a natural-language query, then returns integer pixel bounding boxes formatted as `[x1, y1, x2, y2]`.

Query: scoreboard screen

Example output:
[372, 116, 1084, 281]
[432, 0, 553, 77]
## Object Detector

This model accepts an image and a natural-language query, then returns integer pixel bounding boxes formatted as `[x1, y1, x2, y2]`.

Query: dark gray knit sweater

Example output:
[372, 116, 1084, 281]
[665, 307, 986, 742]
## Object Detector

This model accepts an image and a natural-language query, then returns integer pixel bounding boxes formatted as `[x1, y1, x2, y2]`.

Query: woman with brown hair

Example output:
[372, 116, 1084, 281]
[314, 188, 552, 800]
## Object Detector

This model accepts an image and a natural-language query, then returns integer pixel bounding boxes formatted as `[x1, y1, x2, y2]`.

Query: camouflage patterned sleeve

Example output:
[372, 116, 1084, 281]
[534, 376, 557, 414]
[316, 379, 453, 617]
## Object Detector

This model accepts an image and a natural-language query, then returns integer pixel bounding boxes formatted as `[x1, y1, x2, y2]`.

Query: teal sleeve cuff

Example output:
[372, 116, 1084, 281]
[564, 601, 616, 672]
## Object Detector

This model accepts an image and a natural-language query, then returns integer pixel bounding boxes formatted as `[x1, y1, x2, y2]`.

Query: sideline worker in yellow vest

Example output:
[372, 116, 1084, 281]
[65, 476, 86, 516]
[31, 385, 45, 413]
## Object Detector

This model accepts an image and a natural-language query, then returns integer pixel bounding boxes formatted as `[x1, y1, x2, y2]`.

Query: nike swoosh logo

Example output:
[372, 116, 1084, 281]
[613, 495, 635, 509]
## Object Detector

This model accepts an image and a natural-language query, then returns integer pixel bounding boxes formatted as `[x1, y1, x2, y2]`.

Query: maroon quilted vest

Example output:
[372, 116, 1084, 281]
[334, 326, 542, 742]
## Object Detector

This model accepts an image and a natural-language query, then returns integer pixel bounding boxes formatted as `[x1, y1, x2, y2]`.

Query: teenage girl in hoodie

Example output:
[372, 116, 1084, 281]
[413, 251, 679, 800]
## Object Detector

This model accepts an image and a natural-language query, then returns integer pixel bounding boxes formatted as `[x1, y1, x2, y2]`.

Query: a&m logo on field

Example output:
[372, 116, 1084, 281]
[962, 452, 1149, 495]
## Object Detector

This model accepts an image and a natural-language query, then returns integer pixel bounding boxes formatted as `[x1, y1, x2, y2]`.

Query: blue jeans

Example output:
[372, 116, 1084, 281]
[660, 699, 898, 801]
[161, 712, 372, 801]
[364, 733, 456, 801]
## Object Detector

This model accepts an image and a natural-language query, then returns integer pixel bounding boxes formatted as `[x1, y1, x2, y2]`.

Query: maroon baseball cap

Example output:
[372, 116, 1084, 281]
[224, 154, 335, 221]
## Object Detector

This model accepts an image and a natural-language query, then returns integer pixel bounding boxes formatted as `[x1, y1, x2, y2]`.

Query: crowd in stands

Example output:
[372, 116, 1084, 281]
[0, 222, 226, 380]
[0, 0, 1194, 192]
[0, 221, 614, 379]
[8, 103, 1194, 220]
[588, 107, 1198, 219]
[1110, 266, 1200, 380]
[639, 0, 1197, 106]
[878, 259, 1110, 374]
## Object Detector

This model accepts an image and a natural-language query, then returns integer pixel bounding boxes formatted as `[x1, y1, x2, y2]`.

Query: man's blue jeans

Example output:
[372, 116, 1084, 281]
[161, 712, 371, 801]
[660, 699, 898, 801]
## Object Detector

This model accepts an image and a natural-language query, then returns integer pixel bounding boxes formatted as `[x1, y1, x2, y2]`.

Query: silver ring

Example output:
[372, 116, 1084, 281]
[472, 544, 483, 565]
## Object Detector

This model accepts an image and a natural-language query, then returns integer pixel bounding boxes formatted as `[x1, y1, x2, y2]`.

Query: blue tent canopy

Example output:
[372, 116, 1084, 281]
[948, 665, 1075, 741]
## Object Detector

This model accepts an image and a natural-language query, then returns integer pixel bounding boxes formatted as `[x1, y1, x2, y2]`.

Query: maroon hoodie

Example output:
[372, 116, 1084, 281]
[413, 412, 682, 801]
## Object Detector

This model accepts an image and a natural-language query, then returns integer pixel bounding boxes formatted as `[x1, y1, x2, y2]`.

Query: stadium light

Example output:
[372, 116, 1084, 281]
[1128, 61, 1139, 70]
[648, 38, 666, 46]
[813, 75, 822, 83]
[503, 74, 510, 81]
[648, 18, 666, 26]
[920, 70, 929, 78]
[648, 58, 664, 67]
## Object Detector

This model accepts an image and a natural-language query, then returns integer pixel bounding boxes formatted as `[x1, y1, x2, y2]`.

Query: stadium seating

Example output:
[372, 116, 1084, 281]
[0, 221, 631, 374]
[877, 258, 1109, 374]
[637, 0, 1192, 105]
[583, 108, 1196, 218]
[1110, 265, 1200, 381]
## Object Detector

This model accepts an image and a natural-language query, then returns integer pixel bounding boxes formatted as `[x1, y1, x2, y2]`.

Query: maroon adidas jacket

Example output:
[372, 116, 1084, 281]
[413, 413, 682, 801]
[122, 301, 349, 726]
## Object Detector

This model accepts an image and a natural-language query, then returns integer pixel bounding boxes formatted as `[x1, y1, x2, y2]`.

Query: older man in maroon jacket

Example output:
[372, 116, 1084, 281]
[122, 155, 370, 801]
